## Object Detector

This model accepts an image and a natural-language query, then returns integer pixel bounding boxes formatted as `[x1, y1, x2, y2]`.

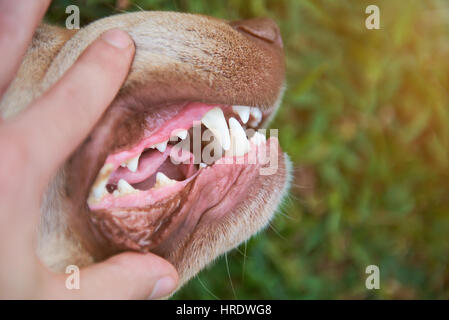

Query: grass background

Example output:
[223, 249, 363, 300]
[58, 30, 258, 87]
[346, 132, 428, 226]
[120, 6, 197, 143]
[45, 0, 449, 299]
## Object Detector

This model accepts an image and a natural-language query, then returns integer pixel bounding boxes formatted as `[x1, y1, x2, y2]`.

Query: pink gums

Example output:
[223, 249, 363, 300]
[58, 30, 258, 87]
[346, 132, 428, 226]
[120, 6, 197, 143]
[104, 102, 226, 169]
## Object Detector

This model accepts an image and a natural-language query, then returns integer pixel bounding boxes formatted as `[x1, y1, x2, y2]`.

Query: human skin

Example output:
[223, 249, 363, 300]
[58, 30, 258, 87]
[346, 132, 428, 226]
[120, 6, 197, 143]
[0, 0, 178, 299]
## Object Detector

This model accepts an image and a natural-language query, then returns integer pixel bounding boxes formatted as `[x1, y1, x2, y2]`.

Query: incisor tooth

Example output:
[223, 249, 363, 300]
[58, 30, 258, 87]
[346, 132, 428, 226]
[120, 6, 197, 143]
[154, 140, 168, 152]
[227, 117, 250, 157]
[201, 107, 231, 151]
[154, 172, 176, 189]
[117, 179, 137, 194]
[232, 106, 250, 124]
[250, 131, 266, 145]
[249, 107, 262, 127]
[126, 153, 140, 172]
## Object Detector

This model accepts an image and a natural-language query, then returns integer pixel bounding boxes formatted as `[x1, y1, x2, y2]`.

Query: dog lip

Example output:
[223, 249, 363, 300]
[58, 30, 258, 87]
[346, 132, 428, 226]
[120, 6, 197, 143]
[89, 174, 196, 251]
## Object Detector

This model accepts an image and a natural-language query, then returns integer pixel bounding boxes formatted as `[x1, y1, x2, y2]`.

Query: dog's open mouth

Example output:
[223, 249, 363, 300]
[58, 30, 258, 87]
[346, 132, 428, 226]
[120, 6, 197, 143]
[84, 101, 280, 253]
[56, 13, 287, 262]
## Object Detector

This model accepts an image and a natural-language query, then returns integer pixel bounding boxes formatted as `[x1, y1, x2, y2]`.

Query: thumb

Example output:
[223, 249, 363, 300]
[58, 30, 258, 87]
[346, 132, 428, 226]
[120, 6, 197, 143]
[45, 252, 179, 299]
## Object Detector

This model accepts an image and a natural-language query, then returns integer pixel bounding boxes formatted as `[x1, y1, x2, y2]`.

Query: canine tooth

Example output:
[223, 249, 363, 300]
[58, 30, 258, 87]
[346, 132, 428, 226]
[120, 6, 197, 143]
[232, 106, 250, 124]
[117, 179, 137, 194]
[249, 107, 262, 127]
[154, 172, 176, 188]
[154, 140, 168, 152]
[228, 117, 250, 157]
[201, 107, 231, 150]
[126, 153, 140, 172]
[174, 129, 188, 140]
[250, 131, 266, 145]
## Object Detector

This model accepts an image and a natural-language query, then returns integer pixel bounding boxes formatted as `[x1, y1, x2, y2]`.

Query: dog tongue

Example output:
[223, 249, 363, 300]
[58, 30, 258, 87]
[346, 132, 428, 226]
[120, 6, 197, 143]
[108, 145, 197, 191]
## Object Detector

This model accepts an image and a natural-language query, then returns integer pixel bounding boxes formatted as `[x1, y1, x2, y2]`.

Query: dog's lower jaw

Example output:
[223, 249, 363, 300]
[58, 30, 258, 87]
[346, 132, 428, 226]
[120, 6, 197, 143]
[167, 153, 292, 290]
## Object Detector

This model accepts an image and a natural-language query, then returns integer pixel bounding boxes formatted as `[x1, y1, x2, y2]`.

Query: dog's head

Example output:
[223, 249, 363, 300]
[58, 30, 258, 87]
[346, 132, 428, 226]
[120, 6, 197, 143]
[1, 11, 290, 291]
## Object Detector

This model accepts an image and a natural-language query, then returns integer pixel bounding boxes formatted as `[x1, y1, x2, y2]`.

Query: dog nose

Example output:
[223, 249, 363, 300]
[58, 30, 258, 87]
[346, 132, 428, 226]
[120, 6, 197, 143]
[231, 18, 283, 50]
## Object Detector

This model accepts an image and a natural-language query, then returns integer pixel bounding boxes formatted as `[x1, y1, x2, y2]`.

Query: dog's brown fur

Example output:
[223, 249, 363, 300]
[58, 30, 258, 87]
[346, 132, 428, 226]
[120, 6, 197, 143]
[0, 12, 290, 293]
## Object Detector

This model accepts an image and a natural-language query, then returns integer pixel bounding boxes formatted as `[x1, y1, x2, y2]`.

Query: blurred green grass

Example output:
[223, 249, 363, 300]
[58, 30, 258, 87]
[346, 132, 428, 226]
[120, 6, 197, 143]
[46, 0, 449, 299]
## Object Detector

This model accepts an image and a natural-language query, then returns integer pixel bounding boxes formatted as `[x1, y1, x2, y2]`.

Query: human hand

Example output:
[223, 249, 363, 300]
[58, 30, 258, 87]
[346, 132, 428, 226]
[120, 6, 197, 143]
[0, 0, 178, 299]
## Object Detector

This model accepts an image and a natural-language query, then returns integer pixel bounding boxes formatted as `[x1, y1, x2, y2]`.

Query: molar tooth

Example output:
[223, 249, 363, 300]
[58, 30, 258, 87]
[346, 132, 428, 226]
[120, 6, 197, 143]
[126, 153, 140, 172]
[154, 172, 176, 189]
[249, 107, 262, 127]
[154, 140, 168, 152]
[232, 106, 250, 124]
[201, 107, 231, 151]
[250, 131, 266, 145]
[117, 179, 137, 194]
[227, 117, 250, 157]
[199, 163, 207, 168]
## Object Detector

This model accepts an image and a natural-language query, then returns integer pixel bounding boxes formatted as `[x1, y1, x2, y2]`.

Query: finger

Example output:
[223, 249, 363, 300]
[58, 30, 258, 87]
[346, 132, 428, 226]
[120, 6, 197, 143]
[0, 0, 51, 96]
[3, 29, 135, 188]
[43, 252, 179, 300]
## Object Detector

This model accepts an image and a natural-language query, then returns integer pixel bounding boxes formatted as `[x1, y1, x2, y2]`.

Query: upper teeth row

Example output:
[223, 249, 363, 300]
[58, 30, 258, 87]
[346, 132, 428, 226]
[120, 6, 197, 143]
[120, 106, 262, 172]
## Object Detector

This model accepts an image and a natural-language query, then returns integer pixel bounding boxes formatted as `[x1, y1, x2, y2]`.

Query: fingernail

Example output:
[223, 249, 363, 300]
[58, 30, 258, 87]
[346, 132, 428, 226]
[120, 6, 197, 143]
[148, 276, 177, 300]
[101, 29, 133, 49]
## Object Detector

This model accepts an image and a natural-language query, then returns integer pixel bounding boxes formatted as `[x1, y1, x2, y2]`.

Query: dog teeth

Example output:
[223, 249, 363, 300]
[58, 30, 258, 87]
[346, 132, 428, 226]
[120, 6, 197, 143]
[250, 131, 266, 145]
[227, 117, 250, 157]
[153, 140, 168, 152]
[90, 163, 114, 201]
[91, 183, 108, 200]
[117, 179, 137, 194]
[249, 107, 262, 127]
[89, 105, 267, 204]
[173, 129, 188, 140]
[154, 172, 176, 189]
[201, 107, 231, 151]
[123, 153, 140, 172]
[232, 106, 250, 124]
